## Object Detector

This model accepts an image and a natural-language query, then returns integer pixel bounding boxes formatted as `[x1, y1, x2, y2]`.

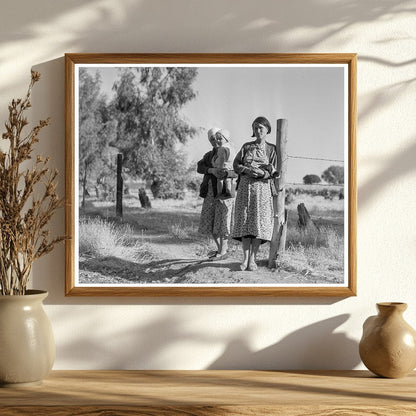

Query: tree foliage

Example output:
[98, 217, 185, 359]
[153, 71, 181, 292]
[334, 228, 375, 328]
[303, 174, 321, 185]
[321, 165, 344, 184]
[111, 67, 198, 198]
[184, 161, 201, 193]
[79, 69, 116, 206]
[148, 149, 187, 199]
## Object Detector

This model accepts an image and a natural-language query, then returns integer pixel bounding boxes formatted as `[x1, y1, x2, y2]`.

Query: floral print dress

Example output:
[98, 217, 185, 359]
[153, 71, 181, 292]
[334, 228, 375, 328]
[232, 141, 276, 243]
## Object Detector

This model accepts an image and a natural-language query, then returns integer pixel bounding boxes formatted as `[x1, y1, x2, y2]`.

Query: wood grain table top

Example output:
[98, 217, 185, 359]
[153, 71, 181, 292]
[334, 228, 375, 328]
[1, 370, 415, 415]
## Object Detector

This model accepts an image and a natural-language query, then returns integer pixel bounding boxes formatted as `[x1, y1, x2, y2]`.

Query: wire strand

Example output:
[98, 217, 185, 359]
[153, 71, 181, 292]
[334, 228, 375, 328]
[288, 155, 344, 163]
[287, 182, 344, 187]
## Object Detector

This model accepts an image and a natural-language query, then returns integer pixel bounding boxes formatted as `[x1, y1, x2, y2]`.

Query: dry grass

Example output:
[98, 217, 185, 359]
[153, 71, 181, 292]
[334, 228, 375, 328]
[168, 220, 199, 239]
[80, 185, 345, 283]
[282, 188, 344, 276]
[279, 227, 344, 275]
[286, 193, 344, 214]
[79, 217, 153, 262]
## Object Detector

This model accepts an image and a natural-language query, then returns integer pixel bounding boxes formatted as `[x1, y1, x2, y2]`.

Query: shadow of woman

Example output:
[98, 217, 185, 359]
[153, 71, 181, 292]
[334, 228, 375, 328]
[207, 314, 360, 371]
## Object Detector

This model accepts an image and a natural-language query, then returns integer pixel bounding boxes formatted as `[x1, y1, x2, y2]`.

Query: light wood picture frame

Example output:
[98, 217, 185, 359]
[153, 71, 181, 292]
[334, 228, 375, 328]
[65, 53, 356, 297]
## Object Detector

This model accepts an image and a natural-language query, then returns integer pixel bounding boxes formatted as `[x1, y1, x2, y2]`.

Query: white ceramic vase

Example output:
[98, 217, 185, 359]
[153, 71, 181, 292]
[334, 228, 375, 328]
[0, 290, 55, 387]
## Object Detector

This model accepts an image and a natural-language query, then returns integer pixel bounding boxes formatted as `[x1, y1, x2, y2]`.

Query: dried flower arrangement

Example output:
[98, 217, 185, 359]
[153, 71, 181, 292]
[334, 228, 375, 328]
[0, 71, 65, 295]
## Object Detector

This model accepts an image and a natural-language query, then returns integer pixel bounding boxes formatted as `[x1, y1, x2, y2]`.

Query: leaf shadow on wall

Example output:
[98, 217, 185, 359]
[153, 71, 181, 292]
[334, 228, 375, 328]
[52, 309, 225, 369]
[52, 308, 359, 370]
[28, 0, 416, 301]
[358, 139, 416, 210]
[356, 53, 416, 210]
[0, 0, 414, 97]
[207, 314, 360, 370]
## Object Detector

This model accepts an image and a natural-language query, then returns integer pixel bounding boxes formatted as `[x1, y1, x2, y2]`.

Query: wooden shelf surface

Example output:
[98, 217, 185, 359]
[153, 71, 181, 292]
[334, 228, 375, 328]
[0, 370, 415, 415]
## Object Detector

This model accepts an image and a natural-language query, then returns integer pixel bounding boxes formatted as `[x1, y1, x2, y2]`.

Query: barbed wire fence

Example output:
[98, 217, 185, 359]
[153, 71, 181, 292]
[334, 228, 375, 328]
[285, 154, 344, 187]
[288, 155, 344, 163]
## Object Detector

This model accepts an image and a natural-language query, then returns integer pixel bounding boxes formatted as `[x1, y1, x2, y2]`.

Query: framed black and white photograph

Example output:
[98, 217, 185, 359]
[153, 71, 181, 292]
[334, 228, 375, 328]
[65, 53, 356, 296]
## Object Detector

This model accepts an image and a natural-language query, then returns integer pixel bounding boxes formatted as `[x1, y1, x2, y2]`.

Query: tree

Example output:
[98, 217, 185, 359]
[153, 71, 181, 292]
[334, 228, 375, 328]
[78, 69, 115, 207]
[148, 149, 188, 199]
[303, 174, 321, 185]
[184, 161, 201, 193]
[111, 67, 198, 198]
[321, 165, 344, 184]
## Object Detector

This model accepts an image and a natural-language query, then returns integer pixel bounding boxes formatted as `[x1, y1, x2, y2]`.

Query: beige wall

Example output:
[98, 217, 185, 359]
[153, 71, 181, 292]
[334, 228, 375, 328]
[1, 0, 415, 369]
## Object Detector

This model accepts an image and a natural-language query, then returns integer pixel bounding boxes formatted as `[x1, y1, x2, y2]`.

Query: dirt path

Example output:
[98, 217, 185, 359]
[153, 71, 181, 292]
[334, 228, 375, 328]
[79, 197, 344, 286]
[79, 239, 342, 286]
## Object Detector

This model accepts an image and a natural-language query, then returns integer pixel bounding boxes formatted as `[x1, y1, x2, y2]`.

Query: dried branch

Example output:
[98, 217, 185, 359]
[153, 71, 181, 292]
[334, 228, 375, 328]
[0, 71, 67, 295]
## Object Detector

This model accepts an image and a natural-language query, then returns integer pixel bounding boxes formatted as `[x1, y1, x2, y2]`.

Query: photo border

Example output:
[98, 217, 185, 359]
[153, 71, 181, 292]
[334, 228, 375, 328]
[65, 53, 357, 297]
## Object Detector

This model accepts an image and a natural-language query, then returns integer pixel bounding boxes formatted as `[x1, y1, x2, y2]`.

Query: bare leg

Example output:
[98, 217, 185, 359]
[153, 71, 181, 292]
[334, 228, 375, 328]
[248, 238, 261, 271]
[241, 237, 251, 270]
[219, 237, 228, 256]
[217, 179, 223, 198]
[211, 234, 221, 256]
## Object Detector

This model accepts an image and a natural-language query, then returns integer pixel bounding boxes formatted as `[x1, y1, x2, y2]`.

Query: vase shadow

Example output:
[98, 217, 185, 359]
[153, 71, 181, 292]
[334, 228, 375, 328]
[207, 314, 360, 371]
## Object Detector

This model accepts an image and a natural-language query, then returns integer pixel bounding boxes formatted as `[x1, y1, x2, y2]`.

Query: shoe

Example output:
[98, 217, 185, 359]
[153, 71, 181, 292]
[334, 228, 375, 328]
[208, 251, 218, 259]
[240, 262, 248, 271]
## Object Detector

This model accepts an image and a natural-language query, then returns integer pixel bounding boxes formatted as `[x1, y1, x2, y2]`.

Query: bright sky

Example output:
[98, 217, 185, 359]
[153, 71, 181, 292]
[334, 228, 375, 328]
[83, 64, 346, 183]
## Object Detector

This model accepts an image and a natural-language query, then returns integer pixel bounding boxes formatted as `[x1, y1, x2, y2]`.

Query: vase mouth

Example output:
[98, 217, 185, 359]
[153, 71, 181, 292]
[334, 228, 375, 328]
[377, 302, 407, 312]
[0, 290, 48, 301]
[24, 290, 48, 296]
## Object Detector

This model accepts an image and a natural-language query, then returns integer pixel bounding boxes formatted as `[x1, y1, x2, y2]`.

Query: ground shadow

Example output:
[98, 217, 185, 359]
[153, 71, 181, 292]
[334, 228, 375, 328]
[79, 255, 208, 284]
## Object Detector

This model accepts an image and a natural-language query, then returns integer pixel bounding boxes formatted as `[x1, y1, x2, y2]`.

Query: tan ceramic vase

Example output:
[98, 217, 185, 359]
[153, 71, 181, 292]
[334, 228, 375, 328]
[359, 302, 416, 378]
[0, 290, 55, 387]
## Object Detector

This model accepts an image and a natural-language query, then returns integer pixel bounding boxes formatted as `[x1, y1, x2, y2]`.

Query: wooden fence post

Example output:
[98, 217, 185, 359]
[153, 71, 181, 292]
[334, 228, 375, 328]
[116, 153, 123, 219]
[268, 119, 288, 268]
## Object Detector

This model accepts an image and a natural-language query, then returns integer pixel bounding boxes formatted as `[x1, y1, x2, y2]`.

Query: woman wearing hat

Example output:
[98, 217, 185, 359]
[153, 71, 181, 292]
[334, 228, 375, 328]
[197, 127, 237, 259]
[232, 116, 278, 271]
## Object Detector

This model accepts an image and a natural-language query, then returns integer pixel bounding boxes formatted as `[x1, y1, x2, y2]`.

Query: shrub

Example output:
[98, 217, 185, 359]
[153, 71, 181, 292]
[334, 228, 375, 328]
[303, 174, 321, 185]
[321, 165, 344, 184]
[79, 217, 152, 261]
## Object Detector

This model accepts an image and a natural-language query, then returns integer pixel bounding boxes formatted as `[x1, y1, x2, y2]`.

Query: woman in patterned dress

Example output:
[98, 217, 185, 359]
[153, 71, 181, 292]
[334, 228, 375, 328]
[232, 116, 278, 271]
[197, 128, 237, 259]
